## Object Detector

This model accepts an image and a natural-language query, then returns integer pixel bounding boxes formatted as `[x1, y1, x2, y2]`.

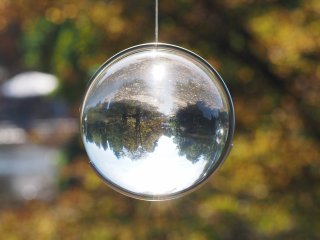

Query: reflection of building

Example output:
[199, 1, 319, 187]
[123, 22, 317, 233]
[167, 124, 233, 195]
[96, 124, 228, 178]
[0, 71, 77, 204]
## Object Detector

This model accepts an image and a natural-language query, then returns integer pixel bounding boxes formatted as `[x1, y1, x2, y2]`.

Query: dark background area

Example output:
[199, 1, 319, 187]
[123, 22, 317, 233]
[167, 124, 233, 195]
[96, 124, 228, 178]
[0, 0, 319, 239]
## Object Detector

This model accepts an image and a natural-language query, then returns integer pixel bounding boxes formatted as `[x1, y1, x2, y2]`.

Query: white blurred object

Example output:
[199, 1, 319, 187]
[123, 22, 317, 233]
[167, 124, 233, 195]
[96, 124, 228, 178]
[1, 71, 59, 98]
[0, 124, 26, 145]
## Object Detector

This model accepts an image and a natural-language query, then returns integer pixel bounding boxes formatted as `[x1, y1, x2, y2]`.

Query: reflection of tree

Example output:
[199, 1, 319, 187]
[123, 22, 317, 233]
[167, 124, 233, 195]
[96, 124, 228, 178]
[172, 102, 221, 164]
[83, 100, 226, 163]
[84, 100, 166, 159]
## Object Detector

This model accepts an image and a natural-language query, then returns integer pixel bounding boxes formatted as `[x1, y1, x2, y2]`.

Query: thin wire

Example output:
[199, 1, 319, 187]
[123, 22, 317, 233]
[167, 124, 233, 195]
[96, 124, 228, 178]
[155, 0, 158, 43]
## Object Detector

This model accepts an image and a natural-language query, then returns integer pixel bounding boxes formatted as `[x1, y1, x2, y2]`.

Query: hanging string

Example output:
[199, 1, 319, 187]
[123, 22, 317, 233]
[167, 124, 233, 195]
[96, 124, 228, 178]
[155, 0, 158, 43]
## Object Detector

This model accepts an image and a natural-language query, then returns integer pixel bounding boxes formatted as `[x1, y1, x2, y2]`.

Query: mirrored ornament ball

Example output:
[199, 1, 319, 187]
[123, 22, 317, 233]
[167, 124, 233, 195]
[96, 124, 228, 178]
[80, 43, 235, 200]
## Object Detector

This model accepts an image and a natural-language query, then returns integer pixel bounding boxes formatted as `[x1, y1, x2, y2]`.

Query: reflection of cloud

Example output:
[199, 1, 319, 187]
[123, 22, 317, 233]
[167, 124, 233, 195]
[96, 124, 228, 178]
[86, 135, 208, 197]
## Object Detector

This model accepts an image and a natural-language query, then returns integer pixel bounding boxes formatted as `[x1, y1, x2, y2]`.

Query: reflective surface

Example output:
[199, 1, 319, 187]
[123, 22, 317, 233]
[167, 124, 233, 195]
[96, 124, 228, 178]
[81, 43, 234, 200]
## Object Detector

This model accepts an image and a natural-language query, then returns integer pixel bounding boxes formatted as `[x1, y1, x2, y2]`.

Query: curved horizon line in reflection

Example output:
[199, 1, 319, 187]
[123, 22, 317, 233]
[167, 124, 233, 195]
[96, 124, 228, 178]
[83, 100, 227, 164]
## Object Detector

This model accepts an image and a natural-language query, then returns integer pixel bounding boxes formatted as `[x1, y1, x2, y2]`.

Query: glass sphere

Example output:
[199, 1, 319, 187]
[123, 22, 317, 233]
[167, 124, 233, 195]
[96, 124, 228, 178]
[80, 43, 234, 200]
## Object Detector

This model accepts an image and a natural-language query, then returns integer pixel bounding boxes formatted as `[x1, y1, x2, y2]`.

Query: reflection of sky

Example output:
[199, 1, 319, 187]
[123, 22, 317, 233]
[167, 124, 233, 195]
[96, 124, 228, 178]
[85, 135, 208, 196]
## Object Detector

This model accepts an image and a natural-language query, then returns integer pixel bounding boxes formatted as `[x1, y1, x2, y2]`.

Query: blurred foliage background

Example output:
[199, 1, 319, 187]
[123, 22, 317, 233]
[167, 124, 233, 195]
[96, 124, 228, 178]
[0, 0, 319, 239]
